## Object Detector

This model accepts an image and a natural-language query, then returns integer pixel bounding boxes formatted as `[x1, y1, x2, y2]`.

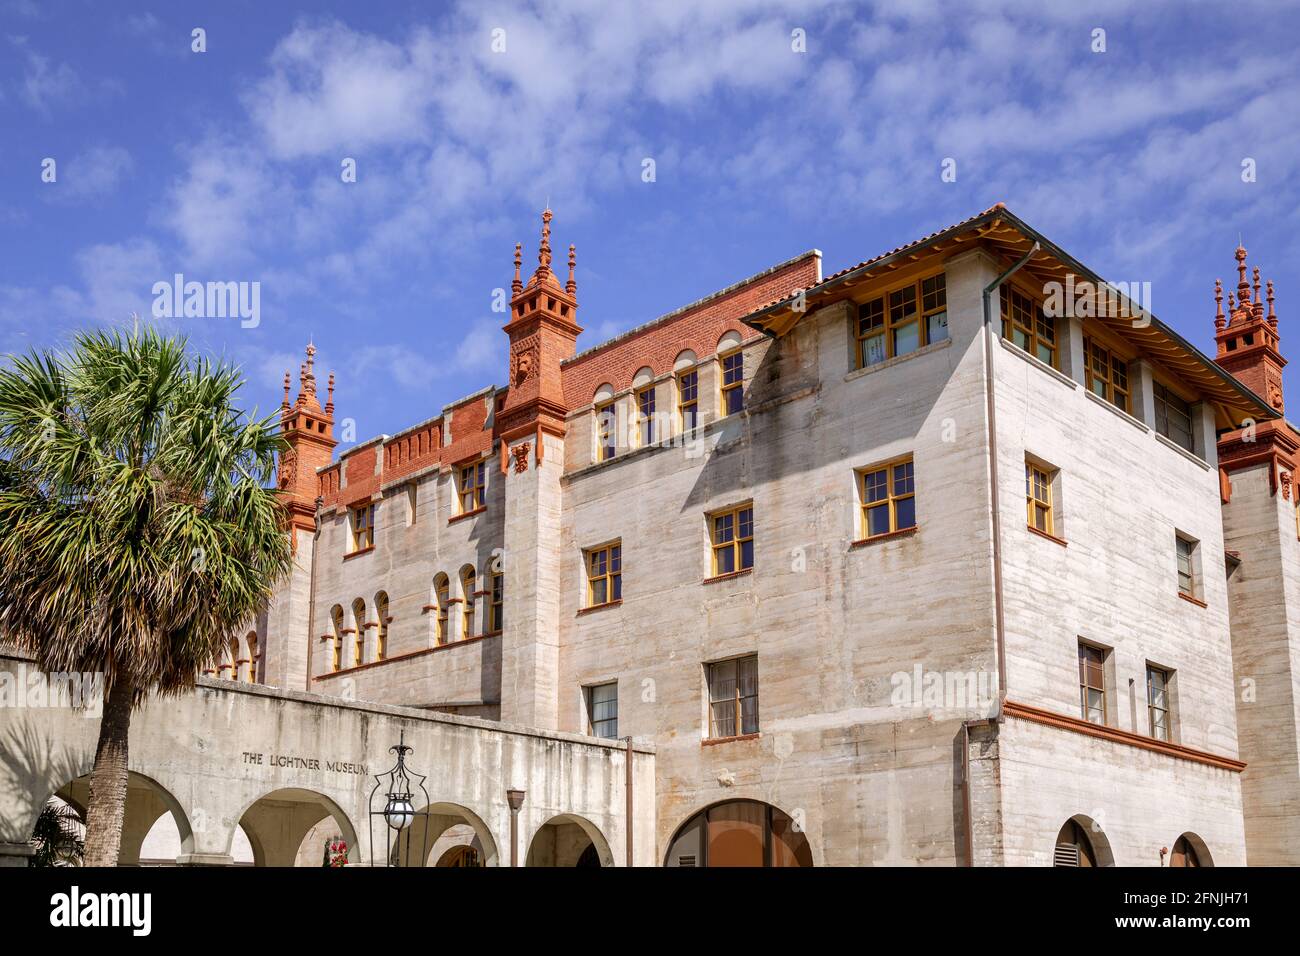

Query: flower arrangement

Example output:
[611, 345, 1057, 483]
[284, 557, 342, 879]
[327, 838, 349, 867]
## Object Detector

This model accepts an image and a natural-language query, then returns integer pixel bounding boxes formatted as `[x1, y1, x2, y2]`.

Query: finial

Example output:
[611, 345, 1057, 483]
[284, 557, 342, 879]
[1253, 266, 1263, 317]
[282, 370, 291, 408]
[302, 343, 317, 398]
[566, 243, 576, 295]
[1236, 245, 1250, 304]
[512, 242, 523, 295]
[1268, 279, 1277, 328]
[1214, 278, 1225, 332]
[326, 372, 335, 414]
[537, 208, 553, 274]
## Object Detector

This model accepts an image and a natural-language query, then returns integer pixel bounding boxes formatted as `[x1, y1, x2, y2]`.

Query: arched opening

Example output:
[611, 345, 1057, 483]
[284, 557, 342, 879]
[386, 803, 499, 868]
[1170, 832, 1212, 867]
[436, 844, 483, 867]
[1053, 815, 1115, 867]
[526, 813, 614, 867]
[459, 565, 476, 640]
[486, 562, 503, 633]
[138, 815, 255, 866]
[374, 591, 389, 661]
[246, 631, 259, 684]
[664, 799, 812, 867]
[330, 604, 344, 671]
[432, 574, 450, 646]
[236, 787, 358, 868]
[38, 771, 194, 866]
[351, 598, 367, 667]
[222, 637, 239, 681]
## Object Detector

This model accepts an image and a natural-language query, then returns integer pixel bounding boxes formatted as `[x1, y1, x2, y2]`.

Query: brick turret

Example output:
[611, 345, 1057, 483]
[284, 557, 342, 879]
[278, 342, 337, 543]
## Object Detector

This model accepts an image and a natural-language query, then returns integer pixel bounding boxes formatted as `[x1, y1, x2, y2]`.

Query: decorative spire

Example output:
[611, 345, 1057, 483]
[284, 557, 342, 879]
[512, 242, 523, 295]
[326, 372, 335, 415]
[1236, 245, 1251, 308]
[1268, 279, 1277, 329]
[1254, 267, 1264, 318]
[566, 243, 577, 295]
[1214, 278, 1225, 332]
[537, 208, 553, 278]
[282, 371, 291, 410]
[302, 342, 318, 399]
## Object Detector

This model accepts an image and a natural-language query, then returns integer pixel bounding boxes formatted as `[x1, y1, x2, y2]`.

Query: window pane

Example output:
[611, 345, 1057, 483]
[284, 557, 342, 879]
[866, 503, 890, 537]
[612, 573, 622, 601]
[863, 469, 887, 503]
[725, 386, 744, 415]
[740, 538, 754, 570]
[895, 496, 916, 531]
[861, 333, 886, 367]
[715, 545, 735, 575]
[591, 578, 607, 606]
[892, 319, 920, 357]
[927, 311, 948, 343]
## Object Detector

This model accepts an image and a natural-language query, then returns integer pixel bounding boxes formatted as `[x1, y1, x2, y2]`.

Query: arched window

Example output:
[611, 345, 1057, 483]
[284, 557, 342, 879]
[460, 566, 476, 640]
[352, 599, 367, 667]
[374, 592, 389, 661]
[330, 605, 344, 672]
[246, 632, 258, 684]
[227, 638, 240, 681]
[489, 565, 503, 633]
[1054, 820, 1098, 867]
[665, 800, 812, 867]
[433, 574, 450, 646]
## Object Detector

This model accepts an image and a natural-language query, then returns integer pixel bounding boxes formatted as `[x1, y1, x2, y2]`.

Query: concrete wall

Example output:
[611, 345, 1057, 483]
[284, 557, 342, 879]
[0, 653, 654, 867]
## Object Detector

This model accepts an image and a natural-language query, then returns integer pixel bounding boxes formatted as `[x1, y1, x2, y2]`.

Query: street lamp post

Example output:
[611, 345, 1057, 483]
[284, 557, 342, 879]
[506, 788, 525, 867]
[368, 729, 432, 867]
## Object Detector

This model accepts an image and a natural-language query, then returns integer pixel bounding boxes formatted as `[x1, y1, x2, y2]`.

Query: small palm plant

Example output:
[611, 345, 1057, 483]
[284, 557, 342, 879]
[0, 328, 291, 866]
[30, 798, 85, 867]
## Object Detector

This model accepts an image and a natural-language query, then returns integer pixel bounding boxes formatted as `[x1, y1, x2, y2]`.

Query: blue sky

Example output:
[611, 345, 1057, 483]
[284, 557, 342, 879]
[3, 0, 1299, 450]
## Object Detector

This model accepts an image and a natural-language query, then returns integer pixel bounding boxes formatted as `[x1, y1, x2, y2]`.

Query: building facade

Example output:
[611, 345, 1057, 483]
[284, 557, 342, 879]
[8, 204, 1296, 866]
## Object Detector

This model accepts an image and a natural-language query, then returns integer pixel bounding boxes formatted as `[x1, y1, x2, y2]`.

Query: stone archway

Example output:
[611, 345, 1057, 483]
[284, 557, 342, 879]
[384, 802, 500, 868]
[235, 788, 358, 867]
[1053, 814, 1115, 867]
[1170, 832, 1213, 867]
[664, 799, 813, 867]
[50, 771, 195, 866]
[525, 813, 614, 867]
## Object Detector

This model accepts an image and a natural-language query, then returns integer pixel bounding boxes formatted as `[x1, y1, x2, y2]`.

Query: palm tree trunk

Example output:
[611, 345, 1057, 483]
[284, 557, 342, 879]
[82, 677, 134, 867]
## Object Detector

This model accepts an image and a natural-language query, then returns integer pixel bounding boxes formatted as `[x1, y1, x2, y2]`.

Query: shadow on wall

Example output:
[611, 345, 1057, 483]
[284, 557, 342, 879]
[0, 720, 95, 845]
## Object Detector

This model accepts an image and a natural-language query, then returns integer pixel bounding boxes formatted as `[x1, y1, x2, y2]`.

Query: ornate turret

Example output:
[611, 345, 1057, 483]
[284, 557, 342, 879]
[1215, 245, 1285, 413]
[497, 209, 582, 470]
[278, 341, 337, 539]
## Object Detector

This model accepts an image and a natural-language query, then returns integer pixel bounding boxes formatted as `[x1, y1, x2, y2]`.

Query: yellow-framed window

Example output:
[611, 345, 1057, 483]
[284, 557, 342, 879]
[1026, 462, 1054, 535]
[1147, 665, 1171, 741]
[710, 504, 754, 576]
[1176, 535, 1197, 597]
[458, 460, 486, 513]
[707, 654, 759, 739]
[350, 503, 374, 552]
[586, 543, 622, 607]
[352, 599, 366, 666]
[594, 400, 616, 461]
[720, 350, 744, 415]
[1084, 337, 1130, 413]
[489, 570, 503, 632]
[637, 385, 656, 446]
[461, 567, 476, 638]
[678, 371, 699, 431]
[330, 607, 344, 671]
[859, 457, 916, 539]
[434, 577, 449, 645]
[1001, 284, 1057, 367]
[855, 273, 948, 369]
[375, 593, 388, 661]
[1078, 642, 1107, 725]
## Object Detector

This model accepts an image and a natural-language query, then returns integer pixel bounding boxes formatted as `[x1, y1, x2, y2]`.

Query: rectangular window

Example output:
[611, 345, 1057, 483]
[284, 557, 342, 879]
[1147, 665, 1171, 742]
[708, 655, 759, 739]
[594, 401, 617, 461]
[586, 543, 623, 608]
[1025, 461, 1055, 536]
[859, 457, 916, 539]
[678, 370, 698, 432]
[856, 273, 947, 369]
[1176, 534, 1199, 598]
[710, 504, 754, 576]
[1084, 337, 1131, 413]
[458, 460, 486, 513]
[1001, 285, 1057, 367]
[489, 570, 503, 632]
[588, 682, 618, 739]
[1078, 642, 1107, 725]
[1155, 382, 1195, 453]
[350, 503, 375, 552]
[637, 385, 656, 446]
[721, 351, 744, 415]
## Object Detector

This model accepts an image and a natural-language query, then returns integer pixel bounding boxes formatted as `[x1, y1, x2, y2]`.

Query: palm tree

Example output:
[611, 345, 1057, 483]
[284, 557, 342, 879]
[30, 798, 85, 867]
[0, 328, 291, 866]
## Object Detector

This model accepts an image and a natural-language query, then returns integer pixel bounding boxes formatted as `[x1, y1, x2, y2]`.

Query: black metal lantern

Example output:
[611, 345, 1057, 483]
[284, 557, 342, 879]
[369, 730, 432, 867]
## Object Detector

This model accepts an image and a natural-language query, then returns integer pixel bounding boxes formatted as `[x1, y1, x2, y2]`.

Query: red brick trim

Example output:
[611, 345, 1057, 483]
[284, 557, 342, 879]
[448, 506, 486, 525]
[703, 568, 753, 585]
[343, 545, 375, 561]
[1178, 592, 1208, 608]
[363, 622, 378, 630]
[421, 604, 438, 613]
[1027, 525, 1068, 547]
[702, 732, 761, 747]
[850, 526, 918, 548]
[1002, 699, 1245, 772]
[577, 600, 622, 616]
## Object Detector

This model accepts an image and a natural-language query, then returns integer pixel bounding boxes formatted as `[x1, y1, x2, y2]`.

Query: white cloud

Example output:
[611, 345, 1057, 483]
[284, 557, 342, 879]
[47, 146, 133, 202]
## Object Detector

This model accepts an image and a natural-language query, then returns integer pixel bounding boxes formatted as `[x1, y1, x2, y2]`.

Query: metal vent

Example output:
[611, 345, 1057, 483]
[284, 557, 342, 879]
[677, 854, 697, 867]
[1053, 844, 1080, 867]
